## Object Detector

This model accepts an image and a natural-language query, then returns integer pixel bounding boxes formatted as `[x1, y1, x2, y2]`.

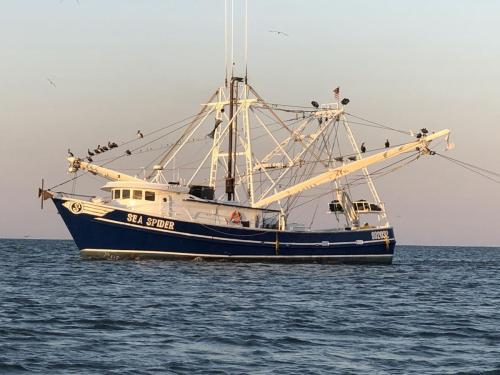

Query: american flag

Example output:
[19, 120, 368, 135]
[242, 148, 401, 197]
[333, 87, 340, 101]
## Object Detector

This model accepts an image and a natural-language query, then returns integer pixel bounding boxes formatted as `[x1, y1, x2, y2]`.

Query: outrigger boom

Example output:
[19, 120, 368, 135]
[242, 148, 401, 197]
[253, 129, 450, 208]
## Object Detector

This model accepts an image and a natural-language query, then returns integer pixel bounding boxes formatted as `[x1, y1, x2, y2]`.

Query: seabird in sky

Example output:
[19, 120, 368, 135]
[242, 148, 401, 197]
[269, 30, 289, 37]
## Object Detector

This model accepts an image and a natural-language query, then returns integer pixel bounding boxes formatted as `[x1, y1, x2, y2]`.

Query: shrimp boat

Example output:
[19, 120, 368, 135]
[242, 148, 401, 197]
[39, 10, 453, 263]
[39, 76, 452, 263]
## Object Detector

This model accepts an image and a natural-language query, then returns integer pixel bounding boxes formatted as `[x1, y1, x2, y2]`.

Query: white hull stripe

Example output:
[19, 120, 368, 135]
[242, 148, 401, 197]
[81, 249, 393, 260]
[62, 200, 114, 217]
[95, 217, 395, 247]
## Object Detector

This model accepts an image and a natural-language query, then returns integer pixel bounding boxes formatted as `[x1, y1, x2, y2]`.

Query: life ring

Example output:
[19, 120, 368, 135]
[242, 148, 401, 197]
[229, 210, 242, 224]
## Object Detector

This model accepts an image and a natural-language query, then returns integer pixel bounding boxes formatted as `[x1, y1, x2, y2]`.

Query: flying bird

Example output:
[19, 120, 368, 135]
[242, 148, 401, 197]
[269, 30, 289, 37]
[47, 78, 57, 88]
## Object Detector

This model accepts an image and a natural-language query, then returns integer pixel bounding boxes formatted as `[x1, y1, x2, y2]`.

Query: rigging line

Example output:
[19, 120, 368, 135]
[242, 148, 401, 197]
[309, 202, 319, 228]
[92, 137, 207, 164]
[345, 112, 411, 135]
[54, 192, 96, 198]
[436, 153, 500, 178]
[112, 112, 201, 150]
[435, 154, 500, 184]
[289, 153, 420, 212]
[252, 107, 313, 128]
[287, 128, 333, 209]
[345, 120, 411, 133]
[101, 122, 192, 168]
[265, 102, 318, 110]
[223, 140, 417, 181]
[48, 171, 89, 190]
[347, 153, 420, 187]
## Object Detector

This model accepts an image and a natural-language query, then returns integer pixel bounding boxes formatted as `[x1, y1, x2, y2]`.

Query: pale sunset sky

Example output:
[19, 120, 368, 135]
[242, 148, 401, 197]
[1, 0, 499, 245]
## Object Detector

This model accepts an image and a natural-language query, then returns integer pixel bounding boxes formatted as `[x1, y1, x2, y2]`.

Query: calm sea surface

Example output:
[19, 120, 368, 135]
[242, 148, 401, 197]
[1, 239, 499, 374]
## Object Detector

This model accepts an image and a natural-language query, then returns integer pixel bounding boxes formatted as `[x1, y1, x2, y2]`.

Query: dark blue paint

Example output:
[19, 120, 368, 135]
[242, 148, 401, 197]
[53, 197, 395, 261]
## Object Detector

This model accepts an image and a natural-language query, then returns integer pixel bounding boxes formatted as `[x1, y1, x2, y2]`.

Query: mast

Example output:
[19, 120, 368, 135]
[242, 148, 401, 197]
[226, 76, 243, 200]
[226, 78, 235, 200]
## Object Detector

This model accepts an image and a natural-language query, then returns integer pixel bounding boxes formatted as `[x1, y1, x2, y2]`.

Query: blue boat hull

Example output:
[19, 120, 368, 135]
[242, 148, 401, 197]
[53, 197, 395, 263]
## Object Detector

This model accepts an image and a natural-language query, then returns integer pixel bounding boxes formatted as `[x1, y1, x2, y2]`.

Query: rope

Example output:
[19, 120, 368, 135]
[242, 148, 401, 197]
[435, 153, 500, 184]
[345, 112, 412, 135]
[288, 152, 420, 212]
[48, 114, 201, 190]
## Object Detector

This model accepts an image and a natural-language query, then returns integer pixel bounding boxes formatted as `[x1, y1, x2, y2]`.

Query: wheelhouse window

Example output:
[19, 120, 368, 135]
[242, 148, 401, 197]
[133, 190, 143, 200]
[113, 189, 121, 199]
[145, 191, 155, 201]
[122, 189, 130, 199]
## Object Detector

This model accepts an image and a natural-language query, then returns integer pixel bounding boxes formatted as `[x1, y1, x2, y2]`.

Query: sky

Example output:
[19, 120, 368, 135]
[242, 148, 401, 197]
[0, 0, 499, 246]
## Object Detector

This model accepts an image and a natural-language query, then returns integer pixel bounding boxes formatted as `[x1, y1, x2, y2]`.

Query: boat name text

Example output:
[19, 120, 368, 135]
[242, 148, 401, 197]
[127, 214, 175, 230]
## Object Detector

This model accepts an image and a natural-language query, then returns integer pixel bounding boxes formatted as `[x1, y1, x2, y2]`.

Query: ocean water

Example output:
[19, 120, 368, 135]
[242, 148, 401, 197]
[0, 240, 499, 374]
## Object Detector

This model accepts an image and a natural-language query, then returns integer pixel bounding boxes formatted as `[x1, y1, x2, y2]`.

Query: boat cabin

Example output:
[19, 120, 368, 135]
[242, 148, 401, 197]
[101, 181, 277, 229]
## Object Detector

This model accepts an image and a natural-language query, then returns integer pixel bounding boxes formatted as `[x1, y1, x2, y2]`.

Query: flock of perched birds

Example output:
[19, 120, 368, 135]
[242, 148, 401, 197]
[67, 130, 144, 162]
[358, 128, 429, 156]
[68, 126, 430, 164]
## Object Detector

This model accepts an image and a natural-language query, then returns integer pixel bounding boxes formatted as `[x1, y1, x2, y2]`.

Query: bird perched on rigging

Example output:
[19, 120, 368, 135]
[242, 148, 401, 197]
[137, 130, 144, 139]
[385, 139, 390, 148]
[208, 119, 223, 139]
[421, 128, 429, 135]
[360, 143, 366, 153]
[87, 157, 93, 162]
[101, 145, 109, 152]
[269, 30, 289, 37]
[67, 149, 73, 157]
[87, 149, 95, 157]
[125, 150, 132, 155]
[94, 145, 101, 154]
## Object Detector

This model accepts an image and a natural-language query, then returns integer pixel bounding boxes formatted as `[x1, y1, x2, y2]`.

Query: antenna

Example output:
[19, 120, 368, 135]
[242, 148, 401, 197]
[245, 0, 248, 83]
[231, 0, 234, 78]
[224, 0, 228, 87]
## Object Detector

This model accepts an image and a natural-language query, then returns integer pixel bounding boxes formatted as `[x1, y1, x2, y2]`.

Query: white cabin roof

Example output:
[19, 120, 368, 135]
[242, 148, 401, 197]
[101, 181, 190, 194]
